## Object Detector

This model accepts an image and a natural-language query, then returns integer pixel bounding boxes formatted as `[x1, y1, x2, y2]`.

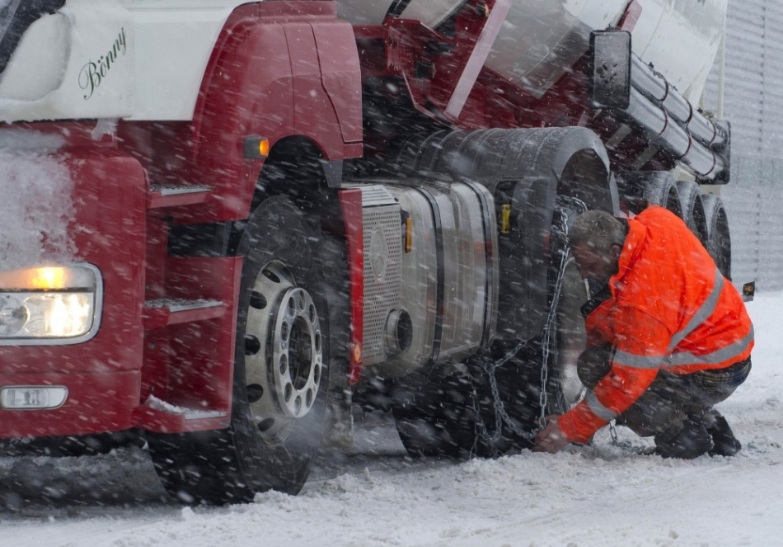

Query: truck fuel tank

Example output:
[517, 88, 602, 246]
[349, 179, 498, 379]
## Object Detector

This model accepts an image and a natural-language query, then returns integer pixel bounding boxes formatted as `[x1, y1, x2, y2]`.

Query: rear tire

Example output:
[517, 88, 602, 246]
[391, 367, 477, 458]
[391, 349, 544, 459]
[675, 181, 708, 244]
[148, 196, 330, 504]
[644, 173, 682, 217]
[702, 194, 731, 279]
[619, 171, 682, 217]
[391, 198, 585, 459]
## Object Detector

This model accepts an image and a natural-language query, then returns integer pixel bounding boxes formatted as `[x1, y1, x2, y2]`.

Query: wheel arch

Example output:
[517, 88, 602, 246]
[187, 2, 360, 224]
[249, 136, 337, 214]
[396, 127, 617, 342]
[397, 127, 617, 213]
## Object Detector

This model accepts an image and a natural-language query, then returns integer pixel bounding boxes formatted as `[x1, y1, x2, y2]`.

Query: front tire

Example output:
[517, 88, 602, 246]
[148, 196, 329, 504]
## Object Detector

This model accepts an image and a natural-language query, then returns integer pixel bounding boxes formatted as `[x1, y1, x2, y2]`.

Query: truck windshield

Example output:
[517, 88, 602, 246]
[0, 0, 65, 77]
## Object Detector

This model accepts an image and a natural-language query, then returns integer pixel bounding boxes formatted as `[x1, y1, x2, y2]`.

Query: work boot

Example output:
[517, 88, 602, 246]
[654, 418, 712, 459]
[704, 411, 742, 457]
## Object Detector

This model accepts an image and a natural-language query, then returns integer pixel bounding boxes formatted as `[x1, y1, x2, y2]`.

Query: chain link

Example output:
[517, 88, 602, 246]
[472, 197, 587, 453]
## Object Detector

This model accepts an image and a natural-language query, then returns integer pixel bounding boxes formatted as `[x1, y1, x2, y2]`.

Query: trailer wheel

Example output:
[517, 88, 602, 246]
[676, 180, 709, 244]
[643, 172, 682, 217]
[702, 194, 732, 279]
[148, 196, 329, 504]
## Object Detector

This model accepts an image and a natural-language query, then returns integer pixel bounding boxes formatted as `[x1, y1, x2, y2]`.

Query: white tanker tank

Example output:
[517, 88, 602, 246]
[337, 0, 727, 103]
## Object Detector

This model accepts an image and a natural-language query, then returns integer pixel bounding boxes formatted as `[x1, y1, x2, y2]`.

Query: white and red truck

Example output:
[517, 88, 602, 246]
[0, 0, 732, 503]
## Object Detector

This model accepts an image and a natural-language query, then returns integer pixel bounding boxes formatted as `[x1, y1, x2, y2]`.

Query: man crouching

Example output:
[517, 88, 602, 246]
[535, 207, 753, 458]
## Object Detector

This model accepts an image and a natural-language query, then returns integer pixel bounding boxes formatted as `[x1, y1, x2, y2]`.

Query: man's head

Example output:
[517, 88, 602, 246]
[567, 210, 626, 288]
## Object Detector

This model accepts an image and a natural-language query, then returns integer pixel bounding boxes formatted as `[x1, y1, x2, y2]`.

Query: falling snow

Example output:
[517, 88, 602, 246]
[0, 292, 780, 546]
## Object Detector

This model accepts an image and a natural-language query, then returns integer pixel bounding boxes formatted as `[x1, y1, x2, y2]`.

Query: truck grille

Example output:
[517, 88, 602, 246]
[362, 202, 402, 365]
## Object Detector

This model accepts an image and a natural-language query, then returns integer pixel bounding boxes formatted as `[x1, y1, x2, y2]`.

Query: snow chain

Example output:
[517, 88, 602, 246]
[473, 197, 587, 452]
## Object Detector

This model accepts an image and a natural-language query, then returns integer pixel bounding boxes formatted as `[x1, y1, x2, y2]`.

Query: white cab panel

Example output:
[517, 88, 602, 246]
[120, 0, 245, 120]
[0, 0, 248, 123]
[0, 0, 133, 123]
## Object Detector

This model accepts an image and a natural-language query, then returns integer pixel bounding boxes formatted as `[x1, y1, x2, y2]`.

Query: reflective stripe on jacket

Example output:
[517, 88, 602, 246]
[559, 206, 754, 444]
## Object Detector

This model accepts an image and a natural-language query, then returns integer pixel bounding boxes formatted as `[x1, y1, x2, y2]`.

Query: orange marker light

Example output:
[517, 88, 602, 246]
[501, 204, 512, 234]
[405, 217, 413, 253]
[30, 267, 67, 290]
[258, 138, 269, 157]
[243, 136, 270, 159]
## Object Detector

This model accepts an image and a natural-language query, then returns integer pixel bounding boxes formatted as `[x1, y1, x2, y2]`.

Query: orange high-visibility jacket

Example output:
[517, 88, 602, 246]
[558, 206, 754, 444]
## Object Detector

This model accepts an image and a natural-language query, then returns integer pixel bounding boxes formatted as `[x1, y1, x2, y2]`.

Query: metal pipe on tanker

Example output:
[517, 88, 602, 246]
[630, 56, 728, 150]
[621, 86, 725, 181]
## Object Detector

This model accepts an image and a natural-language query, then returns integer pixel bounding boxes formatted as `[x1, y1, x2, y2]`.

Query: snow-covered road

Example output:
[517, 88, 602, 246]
[1, 292, 782, 547]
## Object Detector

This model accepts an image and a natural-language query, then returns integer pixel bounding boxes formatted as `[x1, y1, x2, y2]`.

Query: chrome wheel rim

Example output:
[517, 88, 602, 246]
[243, 261, 324, 442]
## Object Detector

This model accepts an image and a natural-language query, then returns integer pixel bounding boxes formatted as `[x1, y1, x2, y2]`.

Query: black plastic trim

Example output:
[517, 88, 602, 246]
[414, 187, 444, 363]
[462, 179, 494, 349]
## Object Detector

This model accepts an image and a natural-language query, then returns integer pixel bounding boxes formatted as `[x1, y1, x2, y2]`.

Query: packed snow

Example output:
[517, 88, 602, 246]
[0, 137, 75, 271]
[1, 291, 782, 547]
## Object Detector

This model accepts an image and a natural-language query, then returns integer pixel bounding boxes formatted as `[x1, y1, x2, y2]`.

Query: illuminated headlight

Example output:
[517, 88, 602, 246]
[0, 264, 102, 345]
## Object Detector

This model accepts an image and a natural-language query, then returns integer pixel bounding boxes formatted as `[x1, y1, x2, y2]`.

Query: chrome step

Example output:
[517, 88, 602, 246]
[143, 298, 224, 329]
[150, 184, 213, 196]
[144, 395, 227, 420]
[148, 184, 213, 208]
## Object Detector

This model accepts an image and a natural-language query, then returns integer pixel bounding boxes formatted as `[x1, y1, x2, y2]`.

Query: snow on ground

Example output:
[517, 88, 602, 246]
[1, 292, 782, 547]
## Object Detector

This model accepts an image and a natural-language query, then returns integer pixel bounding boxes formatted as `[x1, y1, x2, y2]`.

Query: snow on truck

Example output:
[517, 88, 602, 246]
[0, 0, 732, 504]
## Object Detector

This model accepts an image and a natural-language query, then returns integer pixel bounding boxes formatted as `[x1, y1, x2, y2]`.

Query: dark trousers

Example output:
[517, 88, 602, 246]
[616, 359, 751, 437]
[578, 347, 751, 457]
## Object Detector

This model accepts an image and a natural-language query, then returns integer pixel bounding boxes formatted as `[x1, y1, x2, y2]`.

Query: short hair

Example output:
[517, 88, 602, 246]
[567, 210, 626, 252]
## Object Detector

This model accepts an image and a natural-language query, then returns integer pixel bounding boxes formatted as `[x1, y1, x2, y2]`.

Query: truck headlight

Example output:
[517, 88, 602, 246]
[0, 264, 102, 345]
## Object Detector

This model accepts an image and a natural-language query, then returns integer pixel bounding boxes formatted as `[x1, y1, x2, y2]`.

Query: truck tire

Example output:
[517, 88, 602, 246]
[390, 199, 586, 459]
[619, 171, 682, 216]
[643, 172, 682, 217]
[391, 367, 477, 458]
[470, 340, 552, 456]
[391, 353, 535, 459]
[675, 180, 709, 245]
[148, 196, 329, 504]
[476, 198, 588, 453]
[546, 259, 588, 415]
[702, 194, 732, 279]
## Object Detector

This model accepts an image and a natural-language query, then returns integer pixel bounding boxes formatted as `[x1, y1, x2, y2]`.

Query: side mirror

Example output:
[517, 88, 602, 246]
[588, 30, 632, 110]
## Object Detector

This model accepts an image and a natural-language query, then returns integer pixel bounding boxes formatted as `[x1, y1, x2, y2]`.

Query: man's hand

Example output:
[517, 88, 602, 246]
[534, 415, 570, 453]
